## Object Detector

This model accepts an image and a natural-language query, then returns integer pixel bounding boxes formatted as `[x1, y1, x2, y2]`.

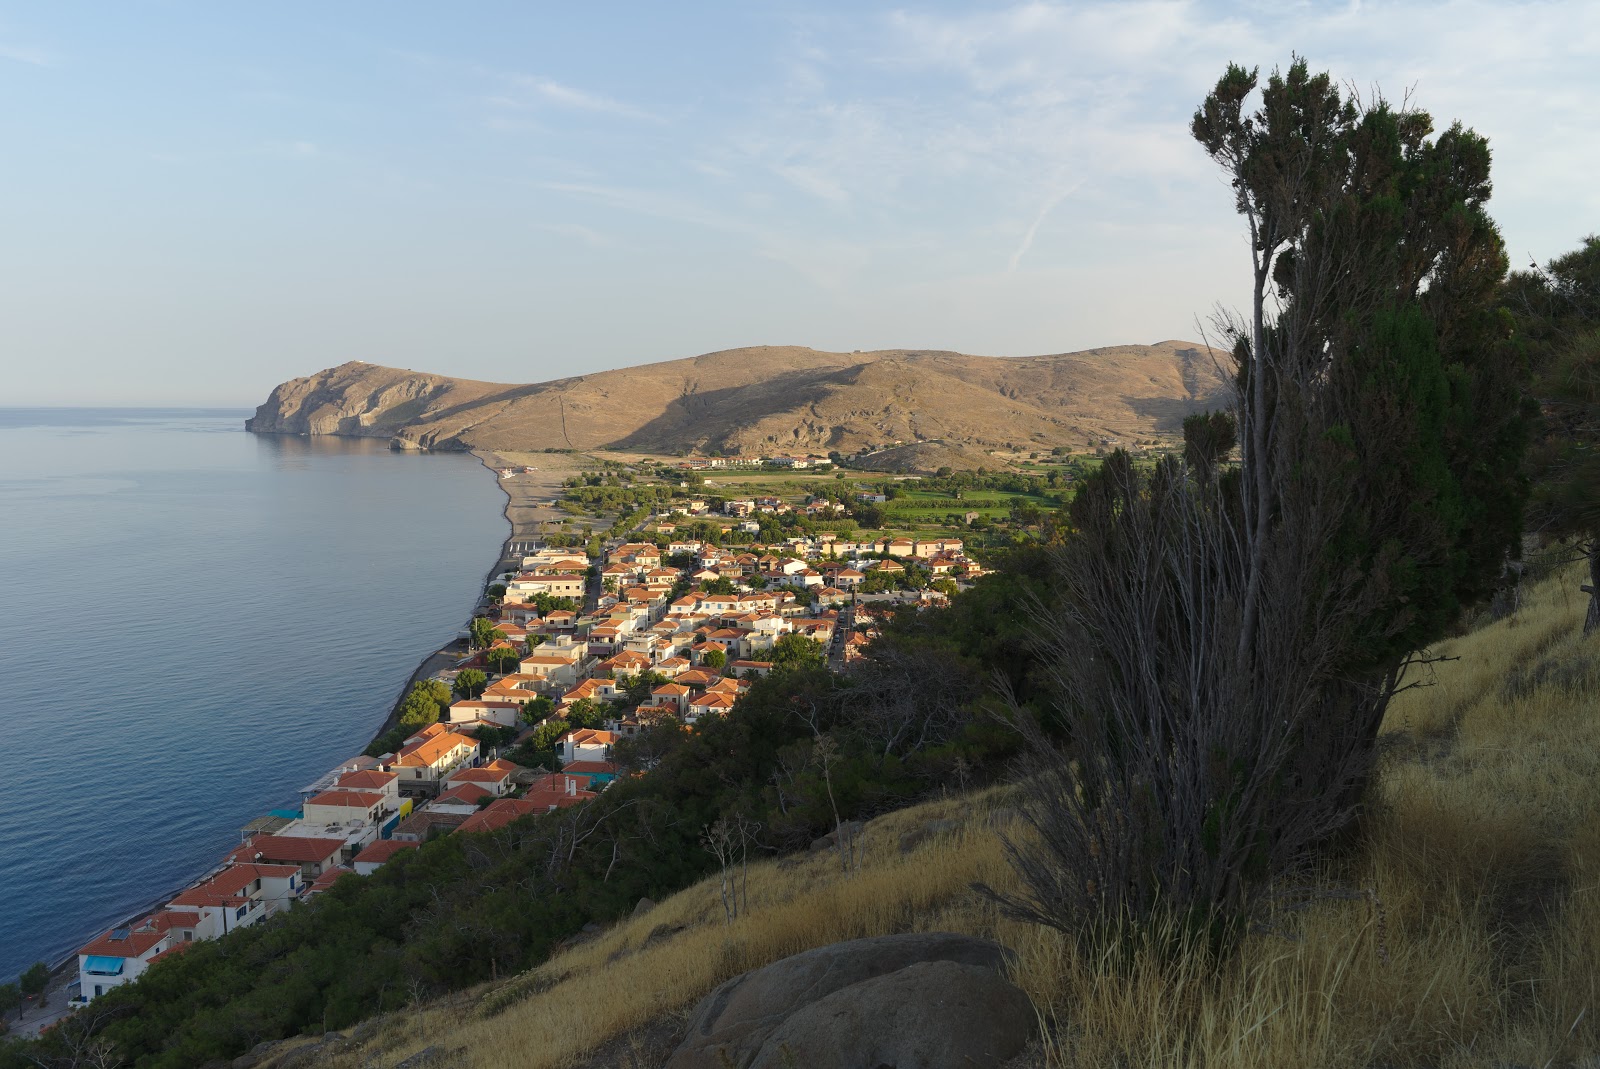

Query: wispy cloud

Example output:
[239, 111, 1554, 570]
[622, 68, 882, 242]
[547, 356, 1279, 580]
[0, 39, 54, 67]
[504, 74, 659, 122]
[1009, 181, 1082, 272]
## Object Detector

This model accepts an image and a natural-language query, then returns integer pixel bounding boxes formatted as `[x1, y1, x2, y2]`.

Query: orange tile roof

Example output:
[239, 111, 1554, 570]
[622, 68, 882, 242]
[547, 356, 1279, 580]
[227, 834, 345, 865]
[335, 770, 397, 790]
[306, 790, 384, 809]
[434, 783, 491, 805]
[308, 866, 354, 893]
[80, 914, 178, 958]
[394, 730, 478, 769]
[566, 728, 619, 745]
[561, 760, 619, 775]
[146, 942, 196, 966]
[457, 797, 546, 834]
[451, 765, 512, 783]
[169, 864, 300, 908]
[352, 839, 419, 865]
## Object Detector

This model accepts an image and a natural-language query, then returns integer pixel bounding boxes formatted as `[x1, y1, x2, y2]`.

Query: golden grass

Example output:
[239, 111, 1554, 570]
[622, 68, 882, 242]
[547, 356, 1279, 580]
[315, 563, 1600, 1069]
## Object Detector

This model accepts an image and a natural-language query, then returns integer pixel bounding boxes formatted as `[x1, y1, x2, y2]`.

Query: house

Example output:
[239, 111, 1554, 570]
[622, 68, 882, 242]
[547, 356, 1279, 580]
[506, 573, 586, 602]
[650, 682, 691, 713]
[458, 797, 546, 834]
[443, 758, 518, 797]
[351, 839, 419, 876]
[226, 834, 345, 880]
[562, 728, 619, 763]
[305, 866, 354, 897]
[686, 691, 737, 724]
[522, 773, 598, 811]
[885, 539, 917, 558]
[77, 912, 198, 1002]
[728, 660, 773, 678]
[834, 568, 865, 588]
[167, 864, 303, 938]
[561, 760, 620, 788]
[383, 724, 480, 796]
[428, 782, 493, 815]
[390, 809, 469, 842]
[302, 790, 387, 827]
[331, 769, 400, 807]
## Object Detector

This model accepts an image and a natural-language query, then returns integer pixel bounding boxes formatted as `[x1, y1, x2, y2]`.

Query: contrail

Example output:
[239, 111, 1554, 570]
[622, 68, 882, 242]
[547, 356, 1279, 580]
[1008, 181, 1083, 273]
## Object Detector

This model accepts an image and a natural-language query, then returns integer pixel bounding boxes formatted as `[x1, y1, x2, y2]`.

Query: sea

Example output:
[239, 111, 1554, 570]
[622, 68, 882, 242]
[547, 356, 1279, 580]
[0, 408, 509, 981]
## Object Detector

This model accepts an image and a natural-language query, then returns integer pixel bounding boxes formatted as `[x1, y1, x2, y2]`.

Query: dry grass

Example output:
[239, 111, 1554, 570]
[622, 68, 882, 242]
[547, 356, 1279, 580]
[310, 564, 1600, 1069]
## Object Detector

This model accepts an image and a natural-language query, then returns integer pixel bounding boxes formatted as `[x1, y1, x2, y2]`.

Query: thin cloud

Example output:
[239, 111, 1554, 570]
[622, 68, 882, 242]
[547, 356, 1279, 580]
[502, 73, 661, 123]
[1008, 181, 1082, 272]
[0, 40, 54, 67]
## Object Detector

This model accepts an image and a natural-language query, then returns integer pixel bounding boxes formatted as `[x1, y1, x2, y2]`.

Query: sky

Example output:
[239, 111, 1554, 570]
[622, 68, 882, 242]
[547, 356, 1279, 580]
[1, 2, 1596, 405]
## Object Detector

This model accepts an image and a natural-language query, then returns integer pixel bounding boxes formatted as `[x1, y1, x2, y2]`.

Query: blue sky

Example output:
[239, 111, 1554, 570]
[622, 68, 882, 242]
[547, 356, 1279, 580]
[2, 2, 1596, 405]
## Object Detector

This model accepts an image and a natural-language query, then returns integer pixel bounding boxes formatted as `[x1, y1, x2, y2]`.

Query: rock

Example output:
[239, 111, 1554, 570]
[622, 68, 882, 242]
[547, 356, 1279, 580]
[667, 932, 1013, 1069]
[899, 818, 961, 853]
[749, 960, 1034, 1069]
[808, 820, 865, 853]
[632, 897, 658, 917]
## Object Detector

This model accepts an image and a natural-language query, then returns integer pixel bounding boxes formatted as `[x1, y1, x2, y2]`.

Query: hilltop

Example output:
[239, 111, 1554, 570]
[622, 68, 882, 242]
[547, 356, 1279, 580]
[245, 341, 1230, 462]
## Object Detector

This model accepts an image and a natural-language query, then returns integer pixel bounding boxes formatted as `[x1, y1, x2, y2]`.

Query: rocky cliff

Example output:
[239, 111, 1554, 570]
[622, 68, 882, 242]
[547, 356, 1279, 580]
[246, 341, 1230, 459]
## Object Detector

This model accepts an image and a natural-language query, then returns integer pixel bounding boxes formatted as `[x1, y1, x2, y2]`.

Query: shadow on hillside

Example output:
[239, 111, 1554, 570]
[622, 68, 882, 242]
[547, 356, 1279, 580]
[605, 366, 860, 452]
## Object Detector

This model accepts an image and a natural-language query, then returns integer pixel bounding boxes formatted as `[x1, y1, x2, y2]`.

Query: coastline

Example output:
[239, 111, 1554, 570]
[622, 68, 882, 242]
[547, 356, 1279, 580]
[360, 451, 519, 750]
[24, 432, 516, 1028]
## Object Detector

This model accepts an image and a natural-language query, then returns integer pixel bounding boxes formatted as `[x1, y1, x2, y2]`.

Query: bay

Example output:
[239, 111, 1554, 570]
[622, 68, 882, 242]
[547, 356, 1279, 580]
[0, 408, 508, 980]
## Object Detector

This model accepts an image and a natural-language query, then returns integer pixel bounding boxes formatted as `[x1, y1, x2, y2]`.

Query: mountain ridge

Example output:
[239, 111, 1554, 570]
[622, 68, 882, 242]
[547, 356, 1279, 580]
[245, 341, 1231, 460]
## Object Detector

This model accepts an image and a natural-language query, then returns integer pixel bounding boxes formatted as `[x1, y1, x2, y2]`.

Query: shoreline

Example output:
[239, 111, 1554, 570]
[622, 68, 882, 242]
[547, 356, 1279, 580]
[29, 435, 518, 1023]
[360, 451, 520, 750]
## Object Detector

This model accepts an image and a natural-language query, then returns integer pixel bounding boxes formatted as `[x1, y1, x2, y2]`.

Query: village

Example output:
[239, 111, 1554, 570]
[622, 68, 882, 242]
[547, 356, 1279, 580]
[68, 476, 989, 1008]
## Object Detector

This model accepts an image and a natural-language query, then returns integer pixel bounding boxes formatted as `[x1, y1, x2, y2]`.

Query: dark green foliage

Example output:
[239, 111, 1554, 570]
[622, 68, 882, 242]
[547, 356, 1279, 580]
[485, 646, 521, 674]
[452, 669, 487, 701]
[769, 634, 825, 674]
[17, 965, 46, 999]
[467, 617, 504, 650]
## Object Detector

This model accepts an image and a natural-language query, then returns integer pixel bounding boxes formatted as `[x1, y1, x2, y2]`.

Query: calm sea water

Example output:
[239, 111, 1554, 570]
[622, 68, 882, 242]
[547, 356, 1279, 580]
[0, 409, 508, 980]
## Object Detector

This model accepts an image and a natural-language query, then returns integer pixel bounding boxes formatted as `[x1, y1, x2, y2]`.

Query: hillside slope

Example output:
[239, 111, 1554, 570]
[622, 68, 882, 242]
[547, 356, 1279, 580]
[245, 341, 1230, 458]
[261, 563, 1600, 1069]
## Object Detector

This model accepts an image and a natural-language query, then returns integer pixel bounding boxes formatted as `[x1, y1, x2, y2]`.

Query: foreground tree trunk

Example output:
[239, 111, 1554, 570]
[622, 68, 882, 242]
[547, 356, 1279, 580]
[1585, 541, 1600, 636]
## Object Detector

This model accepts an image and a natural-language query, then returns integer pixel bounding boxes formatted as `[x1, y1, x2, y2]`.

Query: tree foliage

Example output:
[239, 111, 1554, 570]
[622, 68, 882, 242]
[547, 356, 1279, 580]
[452, 669, 487, 701]
[986, 58, 1529, 951]
[1506, 236, 1600, 632]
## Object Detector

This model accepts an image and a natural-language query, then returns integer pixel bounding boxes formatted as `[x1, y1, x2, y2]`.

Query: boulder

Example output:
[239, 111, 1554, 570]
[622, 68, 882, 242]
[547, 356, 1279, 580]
[899, 818, 961, 854]
[808, 820, 865, 853]
[666, 932, 1014, 1069]
[750, 959, 1034, 1069]
[632, 896, 658, 917]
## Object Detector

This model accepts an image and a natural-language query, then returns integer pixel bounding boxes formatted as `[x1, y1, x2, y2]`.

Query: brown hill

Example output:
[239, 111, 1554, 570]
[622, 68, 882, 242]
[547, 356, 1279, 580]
[245, 342, 1230, 459]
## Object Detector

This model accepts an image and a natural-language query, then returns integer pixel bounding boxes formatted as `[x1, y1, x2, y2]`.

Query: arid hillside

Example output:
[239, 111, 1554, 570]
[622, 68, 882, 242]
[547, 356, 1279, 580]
[246, 341, 1230, 460]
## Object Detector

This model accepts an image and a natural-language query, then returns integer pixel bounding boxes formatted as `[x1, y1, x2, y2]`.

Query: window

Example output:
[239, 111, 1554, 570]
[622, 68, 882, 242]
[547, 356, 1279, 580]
[235, 906, 247, 920]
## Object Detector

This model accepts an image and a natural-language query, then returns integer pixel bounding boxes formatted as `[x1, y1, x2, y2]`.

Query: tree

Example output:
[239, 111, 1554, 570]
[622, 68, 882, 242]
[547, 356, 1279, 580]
[397, 679, 448, 731]
[519, 695, 554, 727]
[565, 698, 605, 730]
[19, 962, 48, 1000]
[486, 646, 521, 674]
[985, 58, 1529, 953]
[1507, 237, 1600, 633]
[0, 981, 19, 1022]
[770, 634, 825, 674]
[486, 582, 507, 602]
[468, 617, 504, 650]
[452, 668, 487, 701]
[701, 648, 726, 670]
